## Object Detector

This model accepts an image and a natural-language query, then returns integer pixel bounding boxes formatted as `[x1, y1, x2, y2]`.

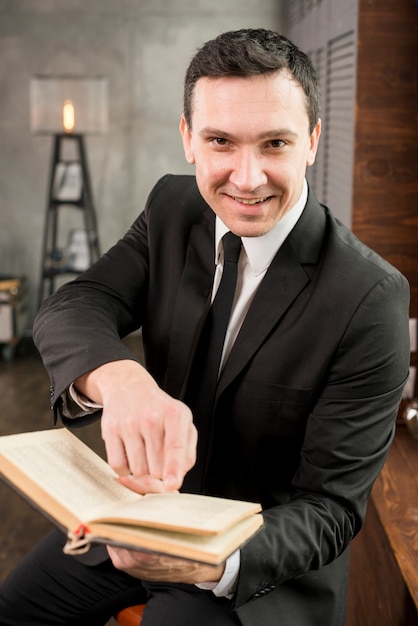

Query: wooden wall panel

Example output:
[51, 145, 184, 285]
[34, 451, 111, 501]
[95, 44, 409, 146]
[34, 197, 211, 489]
[352, 0, 418, 311]
[352, 0, 418, 398]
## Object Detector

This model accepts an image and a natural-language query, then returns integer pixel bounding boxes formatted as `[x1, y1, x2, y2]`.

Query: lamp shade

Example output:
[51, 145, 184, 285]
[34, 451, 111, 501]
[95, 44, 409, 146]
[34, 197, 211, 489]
[30, 75, 108, 134]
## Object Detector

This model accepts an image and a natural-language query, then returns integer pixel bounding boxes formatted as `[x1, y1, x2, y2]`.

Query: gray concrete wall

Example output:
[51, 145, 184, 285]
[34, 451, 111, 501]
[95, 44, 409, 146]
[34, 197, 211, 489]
[0, 0, 285, 325]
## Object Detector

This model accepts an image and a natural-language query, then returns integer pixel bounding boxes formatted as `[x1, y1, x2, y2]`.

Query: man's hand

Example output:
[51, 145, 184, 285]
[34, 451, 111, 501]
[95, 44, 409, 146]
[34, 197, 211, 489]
[74, 360, 197, 493]
[107, 545, 225, 585]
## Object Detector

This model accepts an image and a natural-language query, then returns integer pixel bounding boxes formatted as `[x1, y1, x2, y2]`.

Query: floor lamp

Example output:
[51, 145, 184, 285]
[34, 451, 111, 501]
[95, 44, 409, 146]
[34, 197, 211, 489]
[30, 75, 108, 307]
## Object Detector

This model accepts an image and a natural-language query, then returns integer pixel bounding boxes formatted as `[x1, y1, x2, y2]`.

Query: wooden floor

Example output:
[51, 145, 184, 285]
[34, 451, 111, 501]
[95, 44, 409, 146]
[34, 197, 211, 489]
[0, 334, 143, 624]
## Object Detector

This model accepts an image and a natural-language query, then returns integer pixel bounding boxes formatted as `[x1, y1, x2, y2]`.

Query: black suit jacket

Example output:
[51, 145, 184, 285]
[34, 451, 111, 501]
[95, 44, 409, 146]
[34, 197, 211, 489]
[34, 174, 410, 626]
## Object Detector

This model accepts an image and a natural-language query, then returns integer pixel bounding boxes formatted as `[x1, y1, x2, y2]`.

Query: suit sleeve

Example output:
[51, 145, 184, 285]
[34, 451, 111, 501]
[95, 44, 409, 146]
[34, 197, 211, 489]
[33, 175, 170, 421]
[235, 270, 410, 606]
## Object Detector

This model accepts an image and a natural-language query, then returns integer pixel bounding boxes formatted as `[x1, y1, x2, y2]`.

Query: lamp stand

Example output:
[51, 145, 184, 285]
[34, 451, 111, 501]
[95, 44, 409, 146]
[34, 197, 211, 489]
[38, 133, 101, 307]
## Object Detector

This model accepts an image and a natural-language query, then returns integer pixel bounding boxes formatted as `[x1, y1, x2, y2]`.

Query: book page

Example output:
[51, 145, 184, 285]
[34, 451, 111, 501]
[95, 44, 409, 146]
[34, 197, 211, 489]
[90, 492, 262, 535]
[0, 429, 139, 521]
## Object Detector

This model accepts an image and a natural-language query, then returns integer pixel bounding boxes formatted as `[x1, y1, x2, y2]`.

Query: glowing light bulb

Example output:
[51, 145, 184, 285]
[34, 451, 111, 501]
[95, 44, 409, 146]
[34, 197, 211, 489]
[63, 100, 75, 132]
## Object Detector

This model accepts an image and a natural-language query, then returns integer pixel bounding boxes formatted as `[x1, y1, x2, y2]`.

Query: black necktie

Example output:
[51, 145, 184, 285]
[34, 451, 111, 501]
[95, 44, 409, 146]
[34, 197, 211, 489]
[200, 231, 242, 392]
[184, 231, 242, 492]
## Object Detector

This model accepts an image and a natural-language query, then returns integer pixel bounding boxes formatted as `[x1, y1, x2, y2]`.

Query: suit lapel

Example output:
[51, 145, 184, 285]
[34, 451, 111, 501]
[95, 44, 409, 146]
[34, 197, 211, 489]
[217, 240, 309, 395]
[165, 212, 215, 399]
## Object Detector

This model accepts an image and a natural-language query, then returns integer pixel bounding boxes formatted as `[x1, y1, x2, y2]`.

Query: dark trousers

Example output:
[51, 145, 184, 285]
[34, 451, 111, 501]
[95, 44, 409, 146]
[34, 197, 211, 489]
[0, 530, 241, 626]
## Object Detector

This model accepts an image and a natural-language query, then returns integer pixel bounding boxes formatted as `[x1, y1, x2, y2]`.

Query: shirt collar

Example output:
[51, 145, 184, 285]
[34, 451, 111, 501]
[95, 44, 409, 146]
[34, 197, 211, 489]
[215, 179, 308, 276]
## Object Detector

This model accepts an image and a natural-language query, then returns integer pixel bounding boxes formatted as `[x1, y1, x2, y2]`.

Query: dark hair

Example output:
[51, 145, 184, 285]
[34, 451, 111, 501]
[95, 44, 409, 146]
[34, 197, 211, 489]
[183, 28, 320, 133]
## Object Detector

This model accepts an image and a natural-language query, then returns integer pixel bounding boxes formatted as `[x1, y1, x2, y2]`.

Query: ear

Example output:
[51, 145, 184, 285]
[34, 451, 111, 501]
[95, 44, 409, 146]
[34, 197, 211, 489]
[306, 119, 321, 167]
[179, 115, 195, 164]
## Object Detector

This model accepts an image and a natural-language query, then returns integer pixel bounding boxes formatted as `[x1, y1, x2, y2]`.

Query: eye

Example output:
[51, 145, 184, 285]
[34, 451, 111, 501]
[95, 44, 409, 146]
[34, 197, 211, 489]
[269, 139, 286, 148]
[212, 137, 228, 146]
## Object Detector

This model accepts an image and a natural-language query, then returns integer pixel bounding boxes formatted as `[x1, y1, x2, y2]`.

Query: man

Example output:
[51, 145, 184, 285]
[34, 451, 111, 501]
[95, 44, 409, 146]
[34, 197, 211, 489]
[0, 28, 410, 626]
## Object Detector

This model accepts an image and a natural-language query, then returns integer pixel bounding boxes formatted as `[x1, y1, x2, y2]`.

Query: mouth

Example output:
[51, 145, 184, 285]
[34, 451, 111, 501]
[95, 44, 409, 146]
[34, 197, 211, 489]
[232, 196, 271, 206]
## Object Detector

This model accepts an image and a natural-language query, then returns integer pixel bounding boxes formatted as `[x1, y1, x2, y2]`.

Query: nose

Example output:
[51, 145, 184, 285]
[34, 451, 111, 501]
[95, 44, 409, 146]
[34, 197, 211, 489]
[229, 148, 268, 192]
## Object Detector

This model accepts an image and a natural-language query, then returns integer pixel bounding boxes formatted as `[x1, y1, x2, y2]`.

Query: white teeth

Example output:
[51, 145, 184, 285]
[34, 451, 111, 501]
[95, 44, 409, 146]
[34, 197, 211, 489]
[234, 197, 268, 205]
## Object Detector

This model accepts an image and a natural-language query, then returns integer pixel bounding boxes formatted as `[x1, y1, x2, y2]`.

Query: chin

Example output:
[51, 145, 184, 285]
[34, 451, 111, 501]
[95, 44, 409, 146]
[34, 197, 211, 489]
[216, 203, 276, 237]
[232, 222, 273, 238]
[224, 211, 279, 238]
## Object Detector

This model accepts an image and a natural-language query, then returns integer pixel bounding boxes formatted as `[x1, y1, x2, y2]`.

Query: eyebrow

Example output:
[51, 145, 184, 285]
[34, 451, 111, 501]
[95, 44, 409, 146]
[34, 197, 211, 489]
[199, 126, 299, 141]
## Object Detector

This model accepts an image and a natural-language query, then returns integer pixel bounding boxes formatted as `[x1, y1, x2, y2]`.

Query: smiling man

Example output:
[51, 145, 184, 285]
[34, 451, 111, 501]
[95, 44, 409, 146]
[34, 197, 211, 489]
[180, 72, 320, 237]
[0, 29, 410, 626]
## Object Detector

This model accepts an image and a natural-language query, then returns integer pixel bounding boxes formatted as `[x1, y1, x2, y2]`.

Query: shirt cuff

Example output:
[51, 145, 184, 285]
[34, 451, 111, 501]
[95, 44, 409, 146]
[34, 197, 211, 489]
[69, 383, 103, 410]
[196, 550, 240, 598]
[59, 383, 103, 420]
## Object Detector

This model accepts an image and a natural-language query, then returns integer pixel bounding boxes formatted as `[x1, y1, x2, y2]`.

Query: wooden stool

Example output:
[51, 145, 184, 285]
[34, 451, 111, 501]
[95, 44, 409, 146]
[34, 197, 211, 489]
[114, 603, 146, 626]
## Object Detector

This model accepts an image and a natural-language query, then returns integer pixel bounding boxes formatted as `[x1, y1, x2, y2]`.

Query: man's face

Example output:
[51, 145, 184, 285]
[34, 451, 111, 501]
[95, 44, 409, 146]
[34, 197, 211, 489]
[180, 72, 321, 237]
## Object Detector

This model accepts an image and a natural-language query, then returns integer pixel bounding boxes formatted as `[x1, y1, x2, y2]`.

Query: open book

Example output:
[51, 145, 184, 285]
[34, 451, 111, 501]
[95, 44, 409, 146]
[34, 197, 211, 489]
[0, 428, 263, 565]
